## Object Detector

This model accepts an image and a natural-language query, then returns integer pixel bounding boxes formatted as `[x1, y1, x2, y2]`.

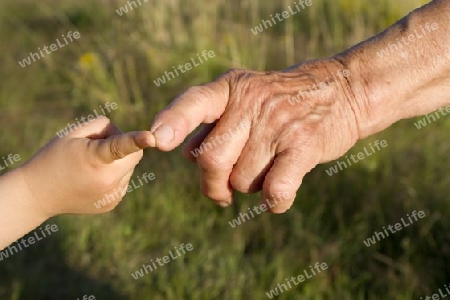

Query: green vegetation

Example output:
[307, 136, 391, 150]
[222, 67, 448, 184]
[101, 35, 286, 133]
[0, 0, 448, 299]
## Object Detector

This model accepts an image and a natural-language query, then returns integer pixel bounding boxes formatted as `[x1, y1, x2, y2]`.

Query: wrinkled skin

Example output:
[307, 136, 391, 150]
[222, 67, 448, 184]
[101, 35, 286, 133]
[150, 0, 450, 214]
[150, 59, 365, 213]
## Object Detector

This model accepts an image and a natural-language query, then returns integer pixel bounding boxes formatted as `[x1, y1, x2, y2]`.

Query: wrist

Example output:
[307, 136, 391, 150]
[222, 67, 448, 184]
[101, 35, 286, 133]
[334, 1, 450, 139]
[0, 168, 49, 249]
[333, 53, 397, 140]
[16, 166, 54, 221]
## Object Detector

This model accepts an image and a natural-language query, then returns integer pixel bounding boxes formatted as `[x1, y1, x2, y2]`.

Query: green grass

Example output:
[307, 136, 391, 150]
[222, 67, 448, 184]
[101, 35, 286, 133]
[0, 0, 448, 299]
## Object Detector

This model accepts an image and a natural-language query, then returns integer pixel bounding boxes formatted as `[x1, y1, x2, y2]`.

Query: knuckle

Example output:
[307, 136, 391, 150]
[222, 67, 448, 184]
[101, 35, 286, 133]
[242, 80, 265, 100]
[184, 85, 204, 97]
[86, 140, 104, 168]
[110, 138, 125, 160]
[229, 172, 250, 193]
[221, 68, 255, 88]
[230, 171, 260, 193]
[178, 85, 208, 108]
[180, 86, 217, 121]
[223, 68, 246, 80]
[197, 152, 232, 170]
[268, 107, 293, 126]
[263, 179, 295, 201]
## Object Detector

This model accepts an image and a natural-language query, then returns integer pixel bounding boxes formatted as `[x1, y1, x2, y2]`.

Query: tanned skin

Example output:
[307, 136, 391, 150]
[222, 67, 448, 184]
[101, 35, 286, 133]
[149, 0, 450, 213]
[1, 0, 448, 249]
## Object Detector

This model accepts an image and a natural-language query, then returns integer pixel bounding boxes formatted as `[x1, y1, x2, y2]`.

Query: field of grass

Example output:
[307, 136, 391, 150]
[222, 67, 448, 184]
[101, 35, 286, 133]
[1, 0, 449, 299]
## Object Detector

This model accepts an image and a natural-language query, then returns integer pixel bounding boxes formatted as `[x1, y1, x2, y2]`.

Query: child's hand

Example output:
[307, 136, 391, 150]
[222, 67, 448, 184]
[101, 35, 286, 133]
[19, 116, 154, 218]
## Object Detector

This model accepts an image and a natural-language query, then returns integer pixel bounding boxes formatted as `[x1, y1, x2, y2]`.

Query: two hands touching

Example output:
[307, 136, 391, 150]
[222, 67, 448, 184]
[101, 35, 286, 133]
[1, 62, 356, 249]
[2, 0, 450, 249]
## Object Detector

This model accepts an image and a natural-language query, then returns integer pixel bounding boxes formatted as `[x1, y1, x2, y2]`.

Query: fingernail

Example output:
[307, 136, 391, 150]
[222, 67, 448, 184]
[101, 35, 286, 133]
[153, 124, 175, 144]
[135, 131, 156, 148]
[146, 132, 156, 148]
[215, 200, 231, 208]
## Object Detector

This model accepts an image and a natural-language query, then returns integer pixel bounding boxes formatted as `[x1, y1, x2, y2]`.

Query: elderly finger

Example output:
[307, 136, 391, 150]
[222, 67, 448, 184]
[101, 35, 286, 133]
[182, 123, 217, 162]
[262, 147, 321, 214]
[150, 72, 236, 152]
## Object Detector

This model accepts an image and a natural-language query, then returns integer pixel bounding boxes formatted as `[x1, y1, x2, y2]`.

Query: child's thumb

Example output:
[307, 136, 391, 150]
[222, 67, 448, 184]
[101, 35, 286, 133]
[95, 131, 154, 163]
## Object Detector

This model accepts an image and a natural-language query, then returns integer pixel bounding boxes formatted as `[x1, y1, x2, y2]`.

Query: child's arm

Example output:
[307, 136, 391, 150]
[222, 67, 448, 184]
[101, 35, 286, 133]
[0, 116, 154, 249]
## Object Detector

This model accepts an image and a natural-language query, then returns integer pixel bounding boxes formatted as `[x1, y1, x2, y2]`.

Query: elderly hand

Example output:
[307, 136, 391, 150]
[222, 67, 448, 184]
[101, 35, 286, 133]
[149, 59, 368, 213]
[150, 0, 450, 213]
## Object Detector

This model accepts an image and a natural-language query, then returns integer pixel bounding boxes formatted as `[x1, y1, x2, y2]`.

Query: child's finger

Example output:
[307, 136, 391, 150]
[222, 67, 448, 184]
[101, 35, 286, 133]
[95, 131, 154, 163]
[70, 116, 120, 139]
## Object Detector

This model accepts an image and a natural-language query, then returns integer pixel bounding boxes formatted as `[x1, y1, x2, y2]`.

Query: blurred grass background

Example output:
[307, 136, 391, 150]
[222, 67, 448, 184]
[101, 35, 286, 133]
[1, 0, 449, 299]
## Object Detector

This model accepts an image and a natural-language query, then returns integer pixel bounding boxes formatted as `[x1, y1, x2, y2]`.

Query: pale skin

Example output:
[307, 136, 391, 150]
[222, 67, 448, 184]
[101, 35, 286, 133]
[149, 0, 450, 213]
[0, 116, 154, 249]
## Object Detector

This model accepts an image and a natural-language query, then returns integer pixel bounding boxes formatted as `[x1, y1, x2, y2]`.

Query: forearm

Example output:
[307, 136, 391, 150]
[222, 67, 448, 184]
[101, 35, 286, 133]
[0, 121, 150, 249]
[0, 169, 48, 250]
[336, 0, 450, 139]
